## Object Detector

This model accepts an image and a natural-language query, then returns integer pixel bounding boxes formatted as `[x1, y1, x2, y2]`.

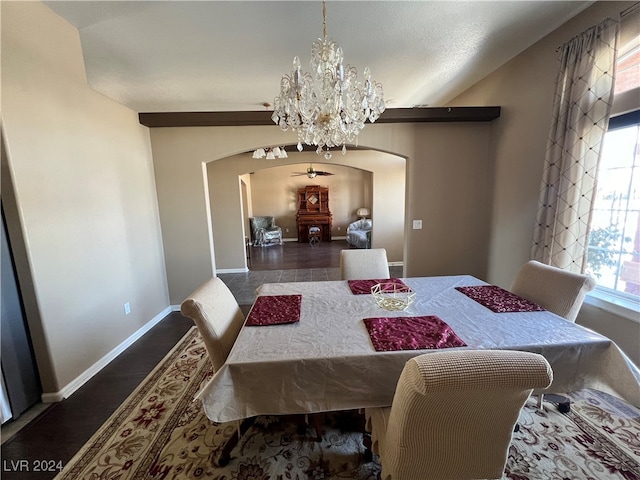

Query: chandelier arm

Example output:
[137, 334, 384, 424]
[322, 0, 327, 39]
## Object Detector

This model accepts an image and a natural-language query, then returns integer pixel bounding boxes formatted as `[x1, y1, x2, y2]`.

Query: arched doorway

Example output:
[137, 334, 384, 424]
[206, 148, 406, 273]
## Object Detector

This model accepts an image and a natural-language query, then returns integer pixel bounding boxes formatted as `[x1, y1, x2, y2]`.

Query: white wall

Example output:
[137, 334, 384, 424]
[1, 2, 170, 397]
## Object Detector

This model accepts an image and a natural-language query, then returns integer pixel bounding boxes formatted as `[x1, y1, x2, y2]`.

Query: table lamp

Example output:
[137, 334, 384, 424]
[357, 207, 370, 220]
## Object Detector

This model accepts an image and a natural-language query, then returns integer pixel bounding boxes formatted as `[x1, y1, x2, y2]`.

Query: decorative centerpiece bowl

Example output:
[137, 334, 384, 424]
[371, 283, 416, 311]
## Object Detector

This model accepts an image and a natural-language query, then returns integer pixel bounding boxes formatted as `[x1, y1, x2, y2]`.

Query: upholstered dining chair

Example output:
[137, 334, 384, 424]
[510, 260, 597, 323]
[181, 277, 324, 460]
[340, 248, 390, 280]
[364, 350, 553, 480]
[180, 277, 245, 372]
[510, 260, 596, 412]
[180, 277, 247, 465]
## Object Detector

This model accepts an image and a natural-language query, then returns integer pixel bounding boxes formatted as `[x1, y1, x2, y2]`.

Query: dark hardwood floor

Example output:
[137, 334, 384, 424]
[0, 313, 193, 480]
[248, 239, 348, 270]
[0, 239, 358, 479]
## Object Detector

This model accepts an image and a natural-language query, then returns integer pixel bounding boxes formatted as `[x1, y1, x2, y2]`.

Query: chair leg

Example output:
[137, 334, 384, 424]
[537, 392, 571, 413]
[362, 431, 373, 462]
[310, 413, 324, 442]
[295, 415, 308, 435]
[214, 417, 256, 467]
[545, 393, 571, 413]
[293, 413, 323, 441]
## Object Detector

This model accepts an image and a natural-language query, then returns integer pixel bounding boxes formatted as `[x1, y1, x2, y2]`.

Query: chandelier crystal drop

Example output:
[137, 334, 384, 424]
[272, 0, 384, 156]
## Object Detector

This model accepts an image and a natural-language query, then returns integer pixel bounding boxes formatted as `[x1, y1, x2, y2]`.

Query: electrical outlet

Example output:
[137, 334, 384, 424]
[412, 220, 423, 230]
[286, 228, 289, 233]
[337, 226, 341, 231]
[124, 302, 131, 315]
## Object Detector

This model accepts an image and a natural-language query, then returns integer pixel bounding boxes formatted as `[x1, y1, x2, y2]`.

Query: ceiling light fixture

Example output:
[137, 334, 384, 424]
[252, 146, 288, 159]
[271, 0, 385, 160]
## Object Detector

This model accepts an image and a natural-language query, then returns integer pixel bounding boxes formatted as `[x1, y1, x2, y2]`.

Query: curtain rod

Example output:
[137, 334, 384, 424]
[554, 3, 637, 52]
[620, 2, 639, 18]
[555, 17, 617, 52]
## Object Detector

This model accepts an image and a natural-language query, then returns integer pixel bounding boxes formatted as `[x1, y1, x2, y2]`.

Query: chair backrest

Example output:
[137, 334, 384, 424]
[348, 219, 372, 232]
[510, 260, 596, 322]
[251, 216, 275, 228]
[180, 277, 245, 371]
[383, 350, 552, 480]
[249, 216, 273, 237]
[340, 248, 390, 280]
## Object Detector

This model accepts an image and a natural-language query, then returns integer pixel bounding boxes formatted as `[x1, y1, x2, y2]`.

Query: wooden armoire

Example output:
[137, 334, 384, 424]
[296, 185, 332, 242]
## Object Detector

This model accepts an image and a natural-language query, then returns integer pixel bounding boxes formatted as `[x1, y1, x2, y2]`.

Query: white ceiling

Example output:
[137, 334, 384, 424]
[45, 1, 593, 113]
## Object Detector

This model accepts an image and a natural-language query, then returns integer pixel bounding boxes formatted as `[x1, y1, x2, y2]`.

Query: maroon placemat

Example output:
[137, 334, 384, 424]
[348, 277, 409, 295]
[245, 295, 302, 326]
[363, 316, 467, 352]
[455, 285, 545, 313]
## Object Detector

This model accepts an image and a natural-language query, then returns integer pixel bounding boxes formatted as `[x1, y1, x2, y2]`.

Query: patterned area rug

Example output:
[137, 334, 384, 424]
[55, 327, 640, 480]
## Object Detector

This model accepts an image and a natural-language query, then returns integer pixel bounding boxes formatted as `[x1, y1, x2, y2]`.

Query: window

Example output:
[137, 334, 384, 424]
[586, 112, 639, 303]
[585, 28, 640, 313]
[613, 42, 639, 95]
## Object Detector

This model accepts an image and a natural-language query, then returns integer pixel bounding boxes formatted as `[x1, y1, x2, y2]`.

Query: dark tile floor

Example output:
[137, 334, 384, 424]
[219, 267, 342, 305]
[225, 240, 402, 305]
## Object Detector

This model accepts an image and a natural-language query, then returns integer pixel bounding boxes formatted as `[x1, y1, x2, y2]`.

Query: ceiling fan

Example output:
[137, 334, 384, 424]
[291, 164, 334, 179]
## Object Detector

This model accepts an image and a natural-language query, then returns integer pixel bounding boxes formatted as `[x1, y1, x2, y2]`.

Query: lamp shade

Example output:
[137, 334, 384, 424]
[357, 207, 370, 218]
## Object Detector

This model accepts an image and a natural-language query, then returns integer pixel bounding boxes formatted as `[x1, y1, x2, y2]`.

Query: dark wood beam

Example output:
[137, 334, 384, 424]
[375, 107, 501, 123]
[138, 106, 500, 128]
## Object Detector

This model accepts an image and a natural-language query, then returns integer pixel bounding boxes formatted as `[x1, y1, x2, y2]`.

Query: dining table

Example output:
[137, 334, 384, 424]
[196, 275, 640, 422]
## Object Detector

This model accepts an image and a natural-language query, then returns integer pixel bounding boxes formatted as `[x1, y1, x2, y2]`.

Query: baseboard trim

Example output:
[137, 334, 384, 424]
[217, 267, 249, 273]
[282, 237, 348, 242]
[388, 262, 404, 267]
[40, 306, 172, 403]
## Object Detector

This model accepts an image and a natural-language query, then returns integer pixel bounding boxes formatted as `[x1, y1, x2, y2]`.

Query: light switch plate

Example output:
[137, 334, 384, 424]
[413, 220, 423, 230]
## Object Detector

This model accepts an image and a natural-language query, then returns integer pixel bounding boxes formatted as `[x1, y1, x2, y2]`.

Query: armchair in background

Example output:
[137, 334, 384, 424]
[250, 216, 283, 246]
[346, 219, 372, 249]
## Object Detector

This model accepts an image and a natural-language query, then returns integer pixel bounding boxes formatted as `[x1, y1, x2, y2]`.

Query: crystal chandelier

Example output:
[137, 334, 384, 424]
[252, 146, 288, 159]
[271, 0, 385, 159]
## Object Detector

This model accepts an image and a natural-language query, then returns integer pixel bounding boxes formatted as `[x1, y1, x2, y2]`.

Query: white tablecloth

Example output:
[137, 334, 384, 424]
[196, 275, 640, 422]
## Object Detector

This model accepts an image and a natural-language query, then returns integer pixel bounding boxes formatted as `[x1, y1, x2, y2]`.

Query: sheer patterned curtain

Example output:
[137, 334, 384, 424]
[531, 18, 619, 272]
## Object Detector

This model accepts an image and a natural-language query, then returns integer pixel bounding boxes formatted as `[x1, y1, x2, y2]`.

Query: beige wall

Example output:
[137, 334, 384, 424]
[449, 1, 637, 287]
[248, 161, 373, 239]
[9, 0, 634, 398]
[449, 1, 639, 363]
[1, 2, 169, 395]
[151, 121, 494, 304]
[206, 150, 406, 271]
